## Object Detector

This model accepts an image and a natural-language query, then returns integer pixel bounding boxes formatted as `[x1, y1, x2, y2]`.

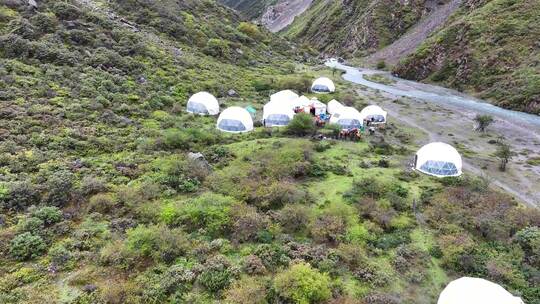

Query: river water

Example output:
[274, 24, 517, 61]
[326, 61, 540, 130]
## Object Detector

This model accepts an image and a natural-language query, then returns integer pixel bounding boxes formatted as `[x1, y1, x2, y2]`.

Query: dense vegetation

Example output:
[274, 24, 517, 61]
[1, 0, 539, 304]
[395, 0, 540, 114]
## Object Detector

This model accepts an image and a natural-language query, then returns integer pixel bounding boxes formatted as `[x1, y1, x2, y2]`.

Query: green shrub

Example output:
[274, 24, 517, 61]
[31, 206, 62, 225]
[10, 232, 47, 261]
[238, 22, 262, 40]
[254, 244, 290, 271]
[18, 217, 44, 234]
[310, 214, 346, 244]
[514, 226, 540, 267]
[126, 224, 189, 263]
[277, 76, 312, 94]
[345, 177, 387, 200]
[49, 243, 72, 266]
[43, 170, 74, 207]
[161, 193, 234, 237]
[286, 113, 316, 136]
[273, 263, 331, 304]
[224, 276, 268, 304]
[0, 181, 40, 211]
[135, 264, 196, 302]
[204, 38, 230, 59]
[198, 255, 239, 293]
[88, 193, 116, 214]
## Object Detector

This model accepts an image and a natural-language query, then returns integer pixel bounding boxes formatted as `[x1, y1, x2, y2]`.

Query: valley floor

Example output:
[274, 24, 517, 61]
[333, 64, 540, 207]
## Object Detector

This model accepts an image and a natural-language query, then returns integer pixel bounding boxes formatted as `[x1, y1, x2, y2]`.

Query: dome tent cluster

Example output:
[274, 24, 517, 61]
[185, 80, 463, 178]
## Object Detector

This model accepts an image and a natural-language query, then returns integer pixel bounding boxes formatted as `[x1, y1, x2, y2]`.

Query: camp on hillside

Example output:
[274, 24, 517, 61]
[270, 90, 300, 104]
[438, 277, 524, 304]
[360, 105, 387, 125]
[414, 142, 463, 177]
[263, 102, 295, 127]
[311, 77, 335, 93]
[186, 92, 220, 115]
[329, 106, 363, 130]
[216, 107, 254, 133]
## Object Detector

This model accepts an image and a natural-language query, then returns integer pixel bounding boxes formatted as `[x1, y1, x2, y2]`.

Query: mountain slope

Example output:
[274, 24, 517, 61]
[394, 0, 540, 114]
[1, 1, 540, 304]
[284, 0, 448, 57]
[219, 0, 313, 33]
[366, 0, 462, 66]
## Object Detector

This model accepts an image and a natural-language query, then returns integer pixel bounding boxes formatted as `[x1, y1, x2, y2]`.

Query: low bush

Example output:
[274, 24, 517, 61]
[286, 113, 316, 136]
[197, 255, 239, 293]
[273, 263, 331, 304]
[125, 224, 189, 263]
[0, 181, 40, 211]
[224, 276, 268, 304]
[160, 193, 234, 237]
[10, 232, 47, 261]
[31, 206, 62, 225]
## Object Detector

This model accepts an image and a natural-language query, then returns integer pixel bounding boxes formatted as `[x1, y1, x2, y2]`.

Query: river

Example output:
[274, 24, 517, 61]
[326, 61, 540, 131]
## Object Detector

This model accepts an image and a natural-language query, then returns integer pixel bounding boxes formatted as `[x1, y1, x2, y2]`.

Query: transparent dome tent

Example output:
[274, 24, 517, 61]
[438, 277, 524, 304]
[186, 92, 220, 115]
[263, 102, 295, 127]
[216, 107, 254, 133]
[329, 107, 363, 129]
[360, 105, 387, 124]
[311, 77, 335, 93]
[414, 142, 462, 177]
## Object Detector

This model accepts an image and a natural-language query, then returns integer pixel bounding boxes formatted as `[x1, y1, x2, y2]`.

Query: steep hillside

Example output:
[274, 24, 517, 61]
[220, 0, 313, 33]
[219, 0, 278, 19]
[1, 1, 539, 304]
[284, 0, 448, 57]
[394, 0, 540, 114]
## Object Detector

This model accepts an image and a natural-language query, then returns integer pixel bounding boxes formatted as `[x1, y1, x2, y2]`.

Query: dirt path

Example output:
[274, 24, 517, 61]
[366, 0, 462, 66]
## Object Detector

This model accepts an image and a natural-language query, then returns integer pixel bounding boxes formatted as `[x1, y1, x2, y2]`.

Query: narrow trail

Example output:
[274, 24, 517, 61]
[366, 0, 462, 65]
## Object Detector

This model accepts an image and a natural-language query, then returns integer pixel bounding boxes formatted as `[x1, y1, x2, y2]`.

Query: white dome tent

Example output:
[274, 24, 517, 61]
[291, 95, 311, 112]
[329, 107, 363, 129]
[327, 99, 344, 115]
[216, 107, 254, 133]
[263, 102, 295, 127]
[310, 99, 327, 115]
[414, 142, 462, 177]
[270, 90, 299, 104]
[360, 105, 387, 124]
[186, 92, 220, 115]
[311, 77, 335, 93]
[438, 277, 524, 304]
